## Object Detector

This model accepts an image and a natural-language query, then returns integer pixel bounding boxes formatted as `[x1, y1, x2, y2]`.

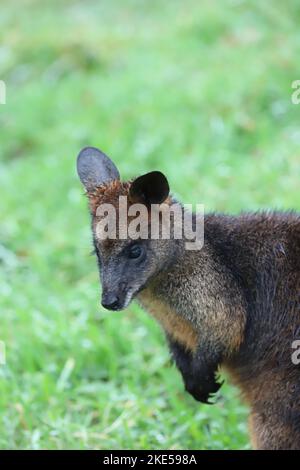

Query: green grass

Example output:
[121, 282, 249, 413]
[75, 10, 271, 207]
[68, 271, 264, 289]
[0, 0, 299, 450]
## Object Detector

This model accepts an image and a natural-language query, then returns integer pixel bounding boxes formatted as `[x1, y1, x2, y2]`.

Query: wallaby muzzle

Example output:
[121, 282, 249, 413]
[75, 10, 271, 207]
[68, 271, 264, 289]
[101, 291, 122, 311]
[101, 283, 133, 311]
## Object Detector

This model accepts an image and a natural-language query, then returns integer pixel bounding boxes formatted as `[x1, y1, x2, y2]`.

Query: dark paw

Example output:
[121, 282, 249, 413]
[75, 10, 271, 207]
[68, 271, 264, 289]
[184, 373, 223, 404]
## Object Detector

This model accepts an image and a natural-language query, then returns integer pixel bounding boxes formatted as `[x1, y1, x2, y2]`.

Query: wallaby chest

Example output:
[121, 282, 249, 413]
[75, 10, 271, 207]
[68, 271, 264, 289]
[138, 289, 198, 352]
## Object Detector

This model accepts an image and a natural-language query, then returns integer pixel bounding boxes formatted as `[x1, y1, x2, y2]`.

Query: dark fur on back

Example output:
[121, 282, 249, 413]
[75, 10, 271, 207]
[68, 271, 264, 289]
[204, 211, 300, 449]
[142, 210, 300, 449]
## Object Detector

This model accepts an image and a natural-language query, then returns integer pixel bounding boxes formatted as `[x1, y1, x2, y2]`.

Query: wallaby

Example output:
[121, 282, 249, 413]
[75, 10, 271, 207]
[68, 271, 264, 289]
[77, 146, 300, 450]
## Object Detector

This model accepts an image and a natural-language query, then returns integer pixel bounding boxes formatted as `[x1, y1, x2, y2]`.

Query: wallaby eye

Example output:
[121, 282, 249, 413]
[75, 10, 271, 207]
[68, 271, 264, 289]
[128, 244, 142, 259]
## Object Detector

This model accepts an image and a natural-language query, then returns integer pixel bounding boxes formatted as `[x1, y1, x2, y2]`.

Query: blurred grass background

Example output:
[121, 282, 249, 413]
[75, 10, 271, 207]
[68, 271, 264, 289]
[0, 0, 299, 449]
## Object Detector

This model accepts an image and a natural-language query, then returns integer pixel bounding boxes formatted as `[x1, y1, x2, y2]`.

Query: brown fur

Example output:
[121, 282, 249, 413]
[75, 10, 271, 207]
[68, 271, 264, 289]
[138, 289, 198, 352]
[87, 180, 131, 215]
[82, 173, 300, 449]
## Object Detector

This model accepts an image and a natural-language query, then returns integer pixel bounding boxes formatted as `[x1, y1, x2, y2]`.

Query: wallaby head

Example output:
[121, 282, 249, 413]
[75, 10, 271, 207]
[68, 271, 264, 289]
[77, 146, 179, 311]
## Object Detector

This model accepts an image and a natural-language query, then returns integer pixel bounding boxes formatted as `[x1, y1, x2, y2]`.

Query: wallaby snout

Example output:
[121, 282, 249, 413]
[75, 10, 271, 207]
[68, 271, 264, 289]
[101, 291, 122, 311]
[101, 275, 134, 311]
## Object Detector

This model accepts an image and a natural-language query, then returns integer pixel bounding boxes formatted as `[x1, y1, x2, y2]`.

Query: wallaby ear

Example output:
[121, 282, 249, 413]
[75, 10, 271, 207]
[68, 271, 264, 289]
[129, 171, 169, 205]
[77, 147, 120, 191]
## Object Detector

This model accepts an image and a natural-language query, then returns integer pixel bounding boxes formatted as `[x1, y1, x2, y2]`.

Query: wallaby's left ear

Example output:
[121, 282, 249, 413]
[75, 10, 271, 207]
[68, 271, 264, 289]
[129, 171, 169, 205]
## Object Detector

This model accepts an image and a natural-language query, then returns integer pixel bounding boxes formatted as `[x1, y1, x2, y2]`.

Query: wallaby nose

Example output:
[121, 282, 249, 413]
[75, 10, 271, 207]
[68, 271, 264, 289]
[101, 293, 120, 311]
